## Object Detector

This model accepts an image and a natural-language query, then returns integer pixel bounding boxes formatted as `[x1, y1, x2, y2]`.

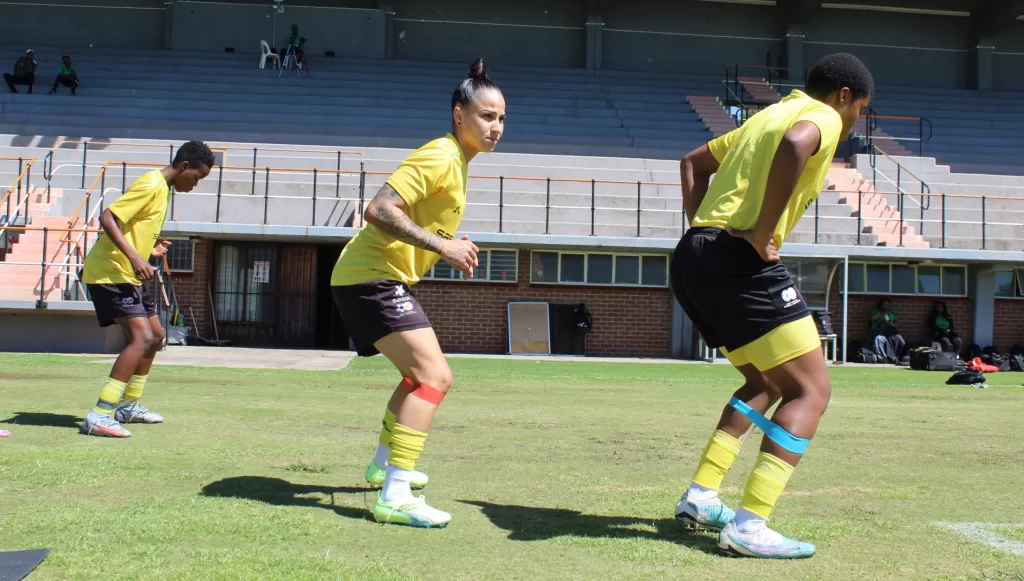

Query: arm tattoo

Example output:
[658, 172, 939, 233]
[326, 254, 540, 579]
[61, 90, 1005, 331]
[369, 185, 445, 254]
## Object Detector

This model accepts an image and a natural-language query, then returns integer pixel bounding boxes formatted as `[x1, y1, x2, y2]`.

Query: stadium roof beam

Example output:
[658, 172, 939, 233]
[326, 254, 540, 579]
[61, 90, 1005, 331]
[969, 0, 1024, 43]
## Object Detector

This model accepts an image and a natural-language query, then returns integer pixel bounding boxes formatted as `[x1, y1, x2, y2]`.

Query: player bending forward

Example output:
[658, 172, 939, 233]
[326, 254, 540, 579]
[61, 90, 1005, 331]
[671, 53, 873, 558]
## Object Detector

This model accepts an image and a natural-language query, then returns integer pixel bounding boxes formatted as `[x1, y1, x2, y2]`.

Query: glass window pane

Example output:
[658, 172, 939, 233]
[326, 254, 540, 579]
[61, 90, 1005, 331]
[474, 251, 489, 281]
[798, 260, 827, 293]
[561, 254, 585, 283]
[641, 256, 668, 287]
[588, 254, 613, 284]
[1017, 269, 1024, 297]
[846, 264, 864, 293]
[891, 265, 916, 294]
[994, 271, 1014, 297]
[917, 266, 941, 295]
[615, 255, 639, 285]
[532, 252, 558, 283]
[490, 250, 517, 282]
[942, 267, 966, 296]
[167, 240, 194, 272]
[432, 261, 459, 280]
[866, 264, 890, 293]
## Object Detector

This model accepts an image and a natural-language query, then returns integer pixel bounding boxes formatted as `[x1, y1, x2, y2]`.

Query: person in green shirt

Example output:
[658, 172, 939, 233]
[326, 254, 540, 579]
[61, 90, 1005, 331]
[49, 55, 79, 96]
[928, 301, 962, 356]
[4, 49, 36, 94]
[279, 24, 307, 69]
[871, 298, 906, 363]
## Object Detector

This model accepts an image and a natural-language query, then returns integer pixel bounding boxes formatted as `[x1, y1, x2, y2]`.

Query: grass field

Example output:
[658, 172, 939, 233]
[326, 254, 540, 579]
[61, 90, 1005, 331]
[2, 353, 1024, 581]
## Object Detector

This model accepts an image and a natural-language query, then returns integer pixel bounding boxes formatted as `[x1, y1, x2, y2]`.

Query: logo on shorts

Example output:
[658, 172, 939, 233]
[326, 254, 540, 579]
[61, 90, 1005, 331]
[119, 296, 136, 306]
[394, 286, 406, 297]
[781, 286, 801, 308]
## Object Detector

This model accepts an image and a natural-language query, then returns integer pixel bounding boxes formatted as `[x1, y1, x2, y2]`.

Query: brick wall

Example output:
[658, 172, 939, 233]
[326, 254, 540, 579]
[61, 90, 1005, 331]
[172, 237, 1017, 359]
[166, 239, 213, 340]
[414, 251, 674, 357]
[993, 299, 1024, 352]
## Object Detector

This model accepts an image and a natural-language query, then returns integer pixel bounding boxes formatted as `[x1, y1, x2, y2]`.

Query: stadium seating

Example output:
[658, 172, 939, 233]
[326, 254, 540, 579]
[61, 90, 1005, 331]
[0, 46, 720, 161]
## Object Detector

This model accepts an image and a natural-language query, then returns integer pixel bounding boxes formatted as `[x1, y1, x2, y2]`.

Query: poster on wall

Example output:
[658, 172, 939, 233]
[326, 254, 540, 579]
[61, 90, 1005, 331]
[252, 261, 270, 283]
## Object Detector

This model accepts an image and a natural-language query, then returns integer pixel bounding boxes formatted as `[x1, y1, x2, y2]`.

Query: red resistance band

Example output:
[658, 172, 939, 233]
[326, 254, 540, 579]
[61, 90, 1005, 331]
[400, 377, 446, 405]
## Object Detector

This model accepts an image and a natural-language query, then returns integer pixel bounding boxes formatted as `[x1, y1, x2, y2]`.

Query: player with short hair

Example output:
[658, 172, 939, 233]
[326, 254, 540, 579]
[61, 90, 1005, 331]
[672, 53, 874, 558]
[80, 140, 214, 438]
[331, 58, 505, 528]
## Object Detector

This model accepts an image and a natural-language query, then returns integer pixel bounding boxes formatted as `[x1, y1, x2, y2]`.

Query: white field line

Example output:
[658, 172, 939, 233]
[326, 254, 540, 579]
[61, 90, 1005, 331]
[934, 522, 1024, 557]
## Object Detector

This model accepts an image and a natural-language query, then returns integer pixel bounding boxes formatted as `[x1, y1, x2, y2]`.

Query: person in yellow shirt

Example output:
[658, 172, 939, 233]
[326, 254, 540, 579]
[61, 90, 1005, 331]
[80, 140, 214, 438]
[671, 53, 873, 558]
[331, 58, 504, 528]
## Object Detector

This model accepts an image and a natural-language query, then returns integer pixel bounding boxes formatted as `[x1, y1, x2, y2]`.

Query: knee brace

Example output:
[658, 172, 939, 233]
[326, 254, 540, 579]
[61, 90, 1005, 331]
[399, 377, 446, 405]
[729, 397, 809, 454]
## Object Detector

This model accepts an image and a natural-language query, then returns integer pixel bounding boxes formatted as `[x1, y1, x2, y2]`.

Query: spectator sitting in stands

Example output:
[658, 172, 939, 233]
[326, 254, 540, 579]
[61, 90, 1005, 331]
[49, 55, 79, 96]
[4, 49, 37, 94]
[928, 300, 962, 357]
[280, 24, 307, 68]
[871, 298, 907, 364]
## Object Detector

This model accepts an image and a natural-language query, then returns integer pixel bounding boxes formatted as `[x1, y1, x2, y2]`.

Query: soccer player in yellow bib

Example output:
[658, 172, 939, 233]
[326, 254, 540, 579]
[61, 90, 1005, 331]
[80, 141, 214, 438]
[671, 53, 873, 558]
[331, 59, 505, 528]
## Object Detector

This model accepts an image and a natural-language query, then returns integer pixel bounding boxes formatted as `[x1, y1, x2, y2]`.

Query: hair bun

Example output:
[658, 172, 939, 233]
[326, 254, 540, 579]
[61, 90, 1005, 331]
[468, 58, 488, 81]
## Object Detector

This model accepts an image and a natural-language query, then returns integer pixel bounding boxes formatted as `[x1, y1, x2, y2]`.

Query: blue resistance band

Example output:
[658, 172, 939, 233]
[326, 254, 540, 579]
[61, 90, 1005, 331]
[729, 397, 810, 454]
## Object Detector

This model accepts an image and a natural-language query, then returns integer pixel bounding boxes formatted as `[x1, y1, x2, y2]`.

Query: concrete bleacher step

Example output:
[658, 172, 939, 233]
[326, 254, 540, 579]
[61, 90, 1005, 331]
[686, 95, 736, 138]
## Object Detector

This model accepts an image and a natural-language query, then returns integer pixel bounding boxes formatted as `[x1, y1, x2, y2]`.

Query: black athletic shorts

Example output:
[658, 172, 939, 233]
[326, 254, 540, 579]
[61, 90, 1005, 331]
[87, 283, 156, 328]
[670, 227, 809, 352]
[331, 280, 432, 357]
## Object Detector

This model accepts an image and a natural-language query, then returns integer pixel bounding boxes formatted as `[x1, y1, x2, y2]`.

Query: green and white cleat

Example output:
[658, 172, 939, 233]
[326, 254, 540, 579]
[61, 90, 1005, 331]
[364, 461, 428, 489]
[372, 495, 451, 528]
[675, 494, 736, 532]
[718, 520, 816, 559]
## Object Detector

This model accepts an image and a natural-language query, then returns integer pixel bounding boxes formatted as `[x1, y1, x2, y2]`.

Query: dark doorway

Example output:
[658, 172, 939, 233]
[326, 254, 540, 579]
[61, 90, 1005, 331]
[548, 303, 590, 355]
[315, 244, 350, 350]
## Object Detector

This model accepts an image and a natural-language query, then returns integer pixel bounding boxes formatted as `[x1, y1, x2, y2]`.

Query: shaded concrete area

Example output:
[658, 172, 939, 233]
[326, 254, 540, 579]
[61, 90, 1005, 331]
[80, 346, 356, 371]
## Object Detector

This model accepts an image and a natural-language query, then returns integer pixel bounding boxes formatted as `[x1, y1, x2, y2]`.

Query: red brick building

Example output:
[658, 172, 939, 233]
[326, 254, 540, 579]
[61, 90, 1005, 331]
[165, 238, 1024, 358]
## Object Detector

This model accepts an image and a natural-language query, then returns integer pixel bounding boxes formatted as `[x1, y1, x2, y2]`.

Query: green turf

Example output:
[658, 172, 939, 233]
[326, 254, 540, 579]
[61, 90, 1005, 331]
[1, 353, 1023, 581]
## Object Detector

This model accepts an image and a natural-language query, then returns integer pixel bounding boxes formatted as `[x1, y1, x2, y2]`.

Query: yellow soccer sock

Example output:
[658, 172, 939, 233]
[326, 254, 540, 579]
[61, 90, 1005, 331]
[388, 422, 427, 471]
[379, 409, 397, 448]
[692, 430, 744, 490]
[123, 375, 148, 403]
[739, 452, 796, 520]
[94, 378, 128, 415]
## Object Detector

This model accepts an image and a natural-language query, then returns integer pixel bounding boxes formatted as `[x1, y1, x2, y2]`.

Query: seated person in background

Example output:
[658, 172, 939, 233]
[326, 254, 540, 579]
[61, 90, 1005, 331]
[928, 301, 962, 357]
[4, 49, 37, 94]
[49, 55, 79, 95]
[871, 298, 906, 364]
[279, 24, 306, 67]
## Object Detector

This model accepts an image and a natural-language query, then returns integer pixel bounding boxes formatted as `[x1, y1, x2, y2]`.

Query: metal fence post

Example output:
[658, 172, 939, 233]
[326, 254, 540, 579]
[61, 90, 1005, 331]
[981, 196, 987, 250]
[37, 227, 48, 309]
[636, 181, 641, 237]
[311, 168, 318, 227]
[940, 193, 946, 249]
[215, 164, 224, 223]
[498, 176, 504, 233]
[263, 168, 270, 225]
[81, 142, 88, 189]
[251, 148, 257, 195]
[590, 179, 596, 236]
[545, 177, 551, 235]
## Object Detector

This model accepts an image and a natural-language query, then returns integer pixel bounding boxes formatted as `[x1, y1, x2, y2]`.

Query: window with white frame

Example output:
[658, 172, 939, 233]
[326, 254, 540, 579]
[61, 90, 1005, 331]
[422, 249, 518, 283]
[994, 268, 1024, 298]
[530, 251, 669, 287]
[842, 263, 967, 296]
[166, 239, 195, 273]
[787, 259, 829, 308]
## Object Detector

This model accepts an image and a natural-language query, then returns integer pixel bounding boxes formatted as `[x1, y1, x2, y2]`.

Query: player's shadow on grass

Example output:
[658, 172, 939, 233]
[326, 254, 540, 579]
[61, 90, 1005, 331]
[1, 412, 82, 429]
[460, 500, 721, 553]
[201, 476, 374, 522]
